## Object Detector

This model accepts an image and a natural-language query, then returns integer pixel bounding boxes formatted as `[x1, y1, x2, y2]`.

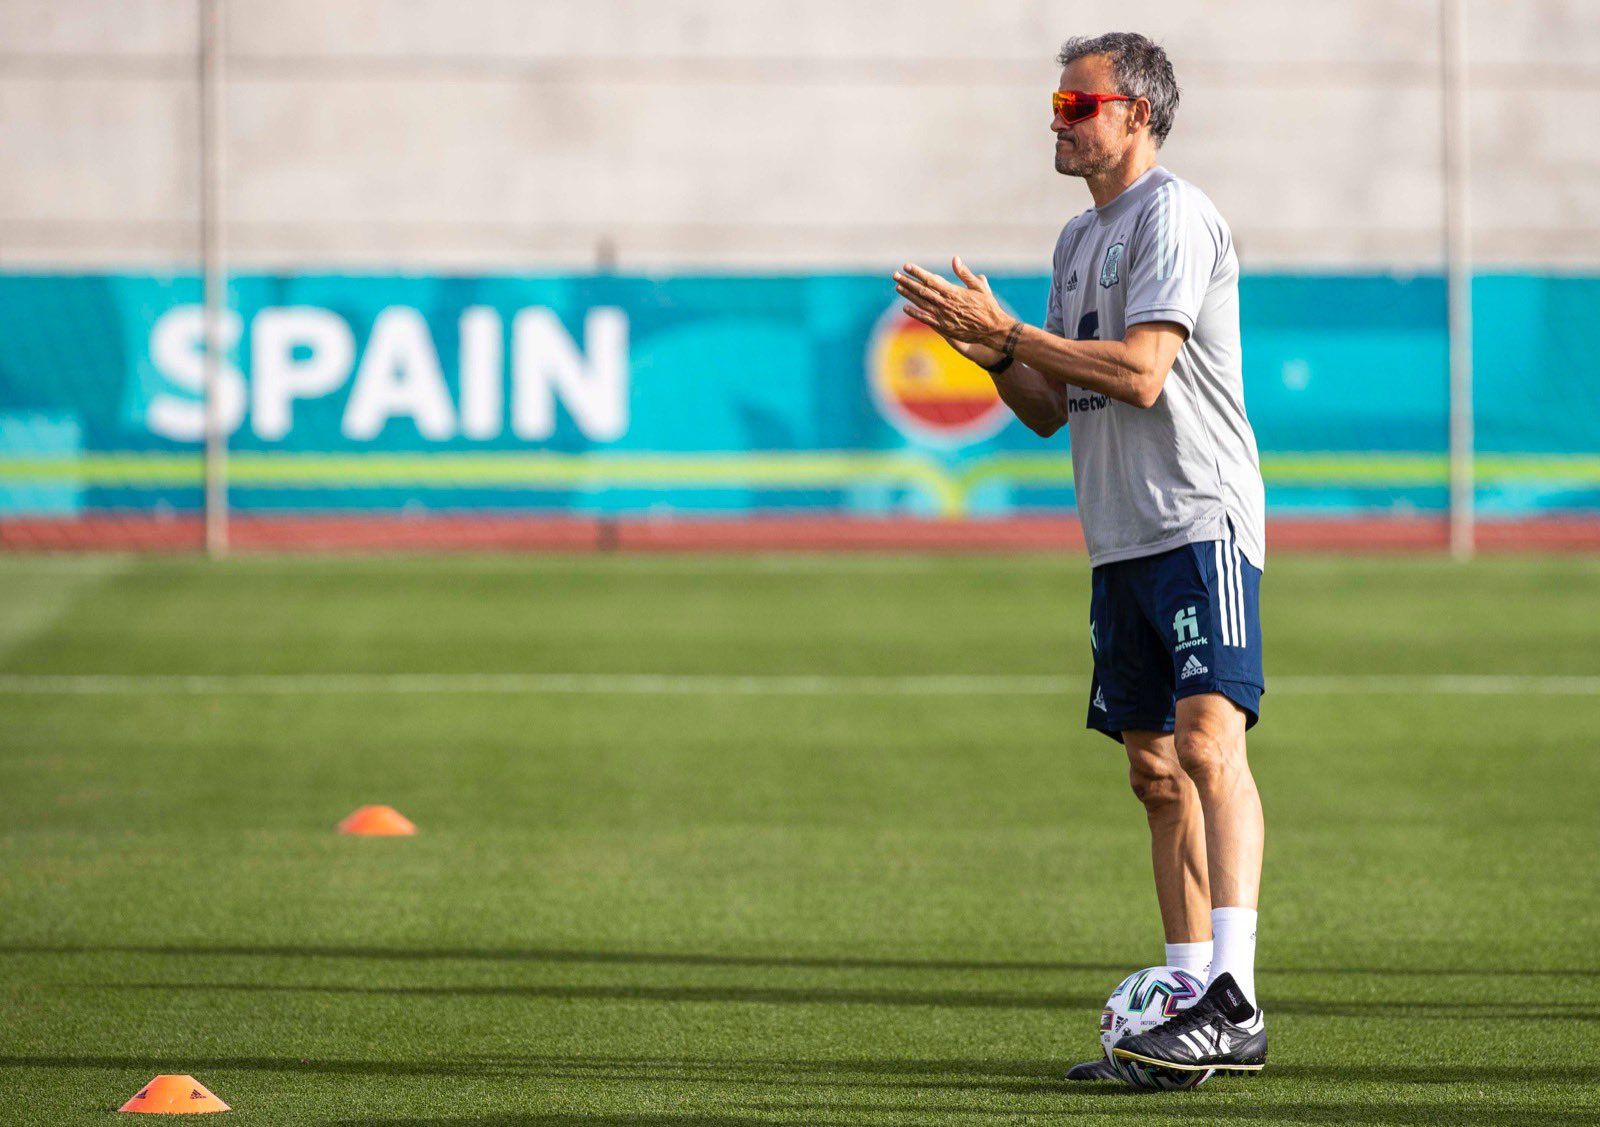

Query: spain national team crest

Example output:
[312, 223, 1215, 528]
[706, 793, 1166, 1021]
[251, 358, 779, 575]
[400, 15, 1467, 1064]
[866, 301, 1012, 446]
[1100, 242, 1125, 288]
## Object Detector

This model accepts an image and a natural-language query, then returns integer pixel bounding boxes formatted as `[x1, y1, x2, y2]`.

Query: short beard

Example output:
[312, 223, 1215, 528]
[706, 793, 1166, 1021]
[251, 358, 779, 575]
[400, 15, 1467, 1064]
[1055, 147, 1113, 178]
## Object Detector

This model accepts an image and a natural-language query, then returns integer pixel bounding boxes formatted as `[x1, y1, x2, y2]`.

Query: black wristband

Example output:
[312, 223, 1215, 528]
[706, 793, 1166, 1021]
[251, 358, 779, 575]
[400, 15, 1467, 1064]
[982, 354, 1014, 375]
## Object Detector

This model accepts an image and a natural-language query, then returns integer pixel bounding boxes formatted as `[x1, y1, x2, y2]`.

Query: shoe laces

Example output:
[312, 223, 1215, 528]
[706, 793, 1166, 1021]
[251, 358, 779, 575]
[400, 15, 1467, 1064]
[1147, 999, 1216, 1036]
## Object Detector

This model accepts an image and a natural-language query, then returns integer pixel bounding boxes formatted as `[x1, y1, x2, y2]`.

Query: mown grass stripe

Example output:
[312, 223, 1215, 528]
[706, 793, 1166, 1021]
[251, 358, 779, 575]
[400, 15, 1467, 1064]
[0, 673, 1595, 696]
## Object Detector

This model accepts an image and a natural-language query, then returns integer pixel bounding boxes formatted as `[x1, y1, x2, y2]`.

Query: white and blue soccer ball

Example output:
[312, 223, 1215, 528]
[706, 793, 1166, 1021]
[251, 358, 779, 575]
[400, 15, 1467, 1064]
[1098, 965, 1216, 1090]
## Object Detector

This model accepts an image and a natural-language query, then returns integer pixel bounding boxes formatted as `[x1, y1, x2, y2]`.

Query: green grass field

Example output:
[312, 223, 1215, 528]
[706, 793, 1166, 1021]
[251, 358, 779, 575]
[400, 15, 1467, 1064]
[2, 552, 1598, 1125]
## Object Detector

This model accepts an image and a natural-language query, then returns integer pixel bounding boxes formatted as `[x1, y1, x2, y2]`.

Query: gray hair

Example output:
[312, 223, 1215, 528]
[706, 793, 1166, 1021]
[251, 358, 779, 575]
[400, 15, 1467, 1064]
[1056, 32, 1180, 147]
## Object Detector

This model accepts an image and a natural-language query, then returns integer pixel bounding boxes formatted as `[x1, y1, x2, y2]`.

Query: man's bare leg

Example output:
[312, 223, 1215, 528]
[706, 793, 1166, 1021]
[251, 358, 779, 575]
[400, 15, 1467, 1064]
[1173, 693, 1263, 1004]
[1123, 730, 1212, 955]
[1172, 694, 1261, 908]
[1107, 692, 1268, 1076]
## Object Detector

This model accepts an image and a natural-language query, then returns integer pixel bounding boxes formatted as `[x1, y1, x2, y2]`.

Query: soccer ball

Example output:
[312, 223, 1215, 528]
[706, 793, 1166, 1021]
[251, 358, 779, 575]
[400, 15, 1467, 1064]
[1098, 965, 1215, 1090]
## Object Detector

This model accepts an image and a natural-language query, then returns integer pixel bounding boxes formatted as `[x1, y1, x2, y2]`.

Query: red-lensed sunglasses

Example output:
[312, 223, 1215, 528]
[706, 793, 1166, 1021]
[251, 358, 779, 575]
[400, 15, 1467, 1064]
[1052, 90, 1135, 124]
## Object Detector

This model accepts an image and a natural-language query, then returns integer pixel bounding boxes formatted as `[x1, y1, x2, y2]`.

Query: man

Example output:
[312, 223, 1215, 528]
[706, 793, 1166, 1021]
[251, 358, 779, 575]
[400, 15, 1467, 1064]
[893, 32, 1268, 1079]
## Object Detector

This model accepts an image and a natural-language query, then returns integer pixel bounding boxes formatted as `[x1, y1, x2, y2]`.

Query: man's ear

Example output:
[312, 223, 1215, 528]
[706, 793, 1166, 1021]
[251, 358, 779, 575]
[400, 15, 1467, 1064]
[1131, 97, 1151, 136]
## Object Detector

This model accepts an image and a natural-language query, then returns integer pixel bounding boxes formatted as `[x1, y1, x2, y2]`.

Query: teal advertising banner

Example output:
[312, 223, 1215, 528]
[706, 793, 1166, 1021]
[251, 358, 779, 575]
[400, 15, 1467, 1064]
[0, 271, 1596, 519]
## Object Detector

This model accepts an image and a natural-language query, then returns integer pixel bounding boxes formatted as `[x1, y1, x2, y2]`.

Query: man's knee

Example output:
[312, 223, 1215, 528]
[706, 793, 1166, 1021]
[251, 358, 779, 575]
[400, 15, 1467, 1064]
[1128, 750, 1191, 816]
[1174, 725, 1244, 789]
[1173, 694, 1250, 788]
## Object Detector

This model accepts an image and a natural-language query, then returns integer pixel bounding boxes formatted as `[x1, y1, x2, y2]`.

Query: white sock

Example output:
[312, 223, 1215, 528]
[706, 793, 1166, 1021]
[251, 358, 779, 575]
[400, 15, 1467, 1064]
[1208, 907, 1258, 1007]
[1164, 940, 1212, 977]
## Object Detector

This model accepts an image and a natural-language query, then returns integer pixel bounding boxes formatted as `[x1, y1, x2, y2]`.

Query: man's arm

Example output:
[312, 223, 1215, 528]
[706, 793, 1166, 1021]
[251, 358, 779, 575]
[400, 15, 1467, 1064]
[974, 324, 1182, 436]
[893, 260, 1186, 419]
[989, 357, 1073, 437]
[1011, 321, 1186, 411]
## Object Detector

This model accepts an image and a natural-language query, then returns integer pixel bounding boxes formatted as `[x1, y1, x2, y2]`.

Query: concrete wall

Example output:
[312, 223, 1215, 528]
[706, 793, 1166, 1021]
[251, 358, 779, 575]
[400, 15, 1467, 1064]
[1, 0, 1596, 271]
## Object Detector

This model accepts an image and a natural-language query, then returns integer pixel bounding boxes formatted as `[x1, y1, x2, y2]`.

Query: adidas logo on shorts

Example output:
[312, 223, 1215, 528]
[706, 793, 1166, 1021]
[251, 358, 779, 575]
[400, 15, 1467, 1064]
[1181, 654, 1209, 680]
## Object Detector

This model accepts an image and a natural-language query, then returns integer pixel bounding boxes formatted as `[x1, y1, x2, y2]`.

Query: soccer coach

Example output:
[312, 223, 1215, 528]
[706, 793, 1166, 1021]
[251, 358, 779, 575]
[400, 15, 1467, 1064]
[894, 32, 1269, 1077]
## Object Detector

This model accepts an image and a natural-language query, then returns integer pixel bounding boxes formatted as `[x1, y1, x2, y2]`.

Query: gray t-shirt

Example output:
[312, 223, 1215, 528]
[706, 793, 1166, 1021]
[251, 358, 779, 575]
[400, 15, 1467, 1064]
[1045, 166, 1265, 570]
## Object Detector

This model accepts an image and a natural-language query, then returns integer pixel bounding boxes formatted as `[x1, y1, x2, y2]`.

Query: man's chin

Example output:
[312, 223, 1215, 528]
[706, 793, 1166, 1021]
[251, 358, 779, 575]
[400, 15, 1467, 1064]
[1056, 149, 1108, 178]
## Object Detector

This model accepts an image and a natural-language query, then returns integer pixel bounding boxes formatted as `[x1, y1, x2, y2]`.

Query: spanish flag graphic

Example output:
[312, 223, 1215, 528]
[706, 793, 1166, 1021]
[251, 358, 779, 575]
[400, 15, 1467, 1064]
[867, 304, 1010, 445]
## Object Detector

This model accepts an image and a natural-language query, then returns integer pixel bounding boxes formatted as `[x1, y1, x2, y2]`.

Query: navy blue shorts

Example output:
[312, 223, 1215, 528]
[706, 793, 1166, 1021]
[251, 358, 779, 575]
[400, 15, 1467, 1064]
[1086, 531, 1265, 742]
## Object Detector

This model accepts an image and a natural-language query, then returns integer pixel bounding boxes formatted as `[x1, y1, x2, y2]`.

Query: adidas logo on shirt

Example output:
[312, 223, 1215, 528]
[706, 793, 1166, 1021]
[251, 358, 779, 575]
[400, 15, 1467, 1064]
[1064, 270, 1079, 293]
[1181, 654, 1209, 680]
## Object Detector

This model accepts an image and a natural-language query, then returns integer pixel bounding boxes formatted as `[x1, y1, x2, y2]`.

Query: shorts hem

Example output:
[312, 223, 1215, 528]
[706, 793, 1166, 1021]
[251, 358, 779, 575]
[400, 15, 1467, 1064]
[1175, 679, 1263, 729]
[1085, 714, 1174, 744]
[1086, 680, 1264, 743]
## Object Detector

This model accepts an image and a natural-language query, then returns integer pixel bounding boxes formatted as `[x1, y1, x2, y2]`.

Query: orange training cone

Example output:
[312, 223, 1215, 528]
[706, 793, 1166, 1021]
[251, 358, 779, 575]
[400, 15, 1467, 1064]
[337, 804, 417, 836]
[118, 1075, 230, 1114]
